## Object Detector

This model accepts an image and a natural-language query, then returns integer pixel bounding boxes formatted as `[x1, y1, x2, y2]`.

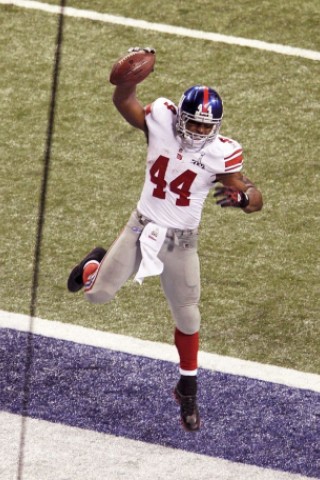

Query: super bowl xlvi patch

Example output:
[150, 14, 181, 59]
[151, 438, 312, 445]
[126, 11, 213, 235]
[131, 226, 143, 234]
[191, 150, 206, 170]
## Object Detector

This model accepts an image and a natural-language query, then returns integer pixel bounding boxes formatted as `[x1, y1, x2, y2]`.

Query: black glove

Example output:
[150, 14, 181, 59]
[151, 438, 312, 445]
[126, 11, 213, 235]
[214, 186, 249, 208]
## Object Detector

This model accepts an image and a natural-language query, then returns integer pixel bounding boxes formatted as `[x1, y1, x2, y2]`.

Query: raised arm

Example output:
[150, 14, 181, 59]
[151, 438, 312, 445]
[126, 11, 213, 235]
[112, 84, 146, 132]
[110, 47, 156, 133]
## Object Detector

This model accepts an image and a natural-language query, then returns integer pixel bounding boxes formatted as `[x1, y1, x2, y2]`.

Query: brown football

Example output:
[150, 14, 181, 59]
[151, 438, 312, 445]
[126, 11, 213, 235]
[109, 50, 156, 86]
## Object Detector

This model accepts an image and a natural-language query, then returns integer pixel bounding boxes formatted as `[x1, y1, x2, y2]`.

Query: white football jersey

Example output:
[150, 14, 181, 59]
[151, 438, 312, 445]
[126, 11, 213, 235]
[137, 97, 244, 229]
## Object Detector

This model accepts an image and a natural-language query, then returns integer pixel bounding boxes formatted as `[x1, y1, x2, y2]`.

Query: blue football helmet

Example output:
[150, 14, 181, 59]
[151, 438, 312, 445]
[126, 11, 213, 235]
[176, 85, 223, 149]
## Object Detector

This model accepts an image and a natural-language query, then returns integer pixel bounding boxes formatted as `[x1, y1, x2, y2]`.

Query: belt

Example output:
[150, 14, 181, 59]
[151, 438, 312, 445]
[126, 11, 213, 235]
[136, 210, 198, 237]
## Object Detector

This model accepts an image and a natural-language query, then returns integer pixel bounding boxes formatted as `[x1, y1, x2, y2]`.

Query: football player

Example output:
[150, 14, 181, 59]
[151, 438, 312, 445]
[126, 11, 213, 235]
[68, 48, 263, 432]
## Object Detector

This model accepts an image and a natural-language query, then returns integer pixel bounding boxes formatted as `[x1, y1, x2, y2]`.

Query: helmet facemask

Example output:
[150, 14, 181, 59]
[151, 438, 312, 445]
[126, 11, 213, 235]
[177, 112, 222, 150]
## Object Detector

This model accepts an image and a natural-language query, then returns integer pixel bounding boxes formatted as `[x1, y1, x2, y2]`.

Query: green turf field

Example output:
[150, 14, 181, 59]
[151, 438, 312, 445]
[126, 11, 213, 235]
[1, 0, 319, 373]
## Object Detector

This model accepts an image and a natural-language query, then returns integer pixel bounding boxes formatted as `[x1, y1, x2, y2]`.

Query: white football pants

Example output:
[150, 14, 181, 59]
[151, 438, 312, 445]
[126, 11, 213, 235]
[85, 210, 201, 335]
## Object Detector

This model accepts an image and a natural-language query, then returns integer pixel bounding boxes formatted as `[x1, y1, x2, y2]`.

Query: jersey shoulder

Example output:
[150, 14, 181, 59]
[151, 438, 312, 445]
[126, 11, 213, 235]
[215, 134, 244, 173]
[145, 97, 177, 126]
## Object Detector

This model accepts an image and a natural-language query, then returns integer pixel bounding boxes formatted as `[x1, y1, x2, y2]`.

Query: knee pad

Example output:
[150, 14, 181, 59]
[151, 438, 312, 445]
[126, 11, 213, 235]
[85, 289, 115, 305]
[171, 304, 200, 335]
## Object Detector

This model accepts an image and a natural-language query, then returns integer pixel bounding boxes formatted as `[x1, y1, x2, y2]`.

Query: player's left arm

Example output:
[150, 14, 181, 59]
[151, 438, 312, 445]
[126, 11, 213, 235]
[214, 171, 263, 213]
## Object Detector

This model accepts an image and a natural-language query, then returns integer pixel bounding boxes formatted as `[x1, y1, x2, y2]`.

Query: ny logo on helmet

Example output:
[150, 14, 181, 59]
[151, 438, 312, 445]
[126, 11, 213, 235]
[196, 103, 213, 120]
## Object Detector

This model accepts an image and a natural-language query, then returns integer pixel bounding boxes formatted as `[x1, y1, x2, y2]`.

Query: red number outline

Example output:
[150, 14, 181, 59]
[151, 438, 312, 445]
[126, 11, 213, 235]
[149, 156, 197, 206]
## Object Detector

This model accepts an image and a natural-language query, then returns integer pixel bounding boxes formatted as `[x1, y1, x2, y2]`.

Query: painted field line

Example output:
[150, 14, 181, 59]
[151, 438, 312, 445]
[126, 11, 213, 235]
[3, 411, 315, 480]
[0, 309, 319, 393]
[1, 0, 319, 61]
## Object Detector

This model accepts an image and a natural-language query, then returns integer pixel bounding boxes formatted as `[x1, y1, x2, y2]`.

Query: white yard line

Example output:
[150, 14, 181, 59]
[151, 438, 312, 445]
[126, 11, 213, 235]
[1, 309, 320, 393]
[1, 0, 320, 61]
[2, 411, 316, 480]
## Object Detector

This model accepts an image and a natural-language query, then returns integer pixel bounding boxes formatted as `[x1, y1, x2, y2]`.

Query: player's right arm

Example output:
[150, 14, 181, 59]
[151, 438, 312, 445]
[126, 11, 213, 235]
[112, 84, 147, 133]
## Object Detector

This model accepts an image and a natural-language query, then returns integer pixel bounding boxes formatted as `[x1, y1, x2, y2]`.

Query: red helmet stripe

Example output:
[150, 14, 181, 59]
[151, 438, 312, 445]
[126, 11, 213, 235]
[202, 86, 209, 113]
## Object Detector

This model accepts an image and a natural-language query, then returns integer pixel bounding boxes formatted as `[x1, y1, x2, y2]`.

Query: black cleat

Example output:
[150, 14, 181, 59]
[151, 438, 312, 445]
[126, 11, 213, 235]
[174, 383, 200, 432]
[67, 247, 106, 292]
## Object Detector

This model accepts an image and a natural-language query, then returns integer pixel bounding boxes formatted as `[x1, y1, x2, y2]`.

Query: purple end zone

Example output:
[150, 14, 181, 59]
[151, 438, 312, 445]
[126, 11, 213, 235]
[0, 328, 319, 477]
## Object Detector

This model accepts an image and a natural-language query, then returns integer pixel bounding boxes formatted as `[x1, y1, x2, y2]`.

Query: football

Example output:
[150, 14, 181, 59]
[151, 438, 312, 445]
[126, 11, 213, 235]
[109, 50, 156, 86]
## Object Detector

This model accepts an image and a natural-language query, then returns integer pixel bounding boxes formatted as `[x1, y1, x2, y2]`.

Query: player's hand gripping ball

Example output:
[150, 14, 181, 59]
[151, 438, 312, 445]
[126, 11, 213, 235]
[109, 47, 156, 86]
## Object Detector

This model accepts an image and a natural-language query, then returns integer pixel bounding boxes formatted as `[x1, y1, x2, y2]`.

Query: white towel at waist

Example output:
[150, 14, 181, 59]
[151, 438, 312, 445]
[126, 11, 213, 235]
[134, 222, 167, 285]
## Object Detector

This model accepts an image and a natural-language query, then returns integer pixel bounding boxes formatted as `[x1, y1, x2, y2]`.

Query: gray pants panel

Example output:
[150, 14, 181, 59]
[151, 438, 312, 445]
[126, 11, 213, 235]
[85, 211, 201, 333]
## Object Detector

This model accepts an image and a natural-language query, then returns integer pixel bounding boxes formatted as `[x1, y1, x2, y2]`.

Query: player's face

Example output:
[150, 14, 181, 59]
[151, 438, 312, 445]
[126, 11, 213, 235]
[186, 120, 214, 135]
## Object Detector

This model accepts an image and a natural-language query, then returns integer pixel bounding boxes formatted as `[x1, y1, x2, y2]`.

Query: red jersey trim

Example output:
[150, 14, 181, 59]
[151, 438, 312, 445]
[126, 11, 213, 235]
[225, 157, 243, 172]
[224, 147, 243, 172]
[144, 103, 152, 115]
[224, 148, 242, 160]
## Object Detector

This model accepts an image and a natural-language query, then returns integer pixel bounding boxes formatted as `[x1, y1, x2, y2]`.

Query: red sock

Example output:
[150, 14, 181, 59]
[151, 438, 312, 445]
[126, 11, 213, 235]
[174, 328, 199, 374]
